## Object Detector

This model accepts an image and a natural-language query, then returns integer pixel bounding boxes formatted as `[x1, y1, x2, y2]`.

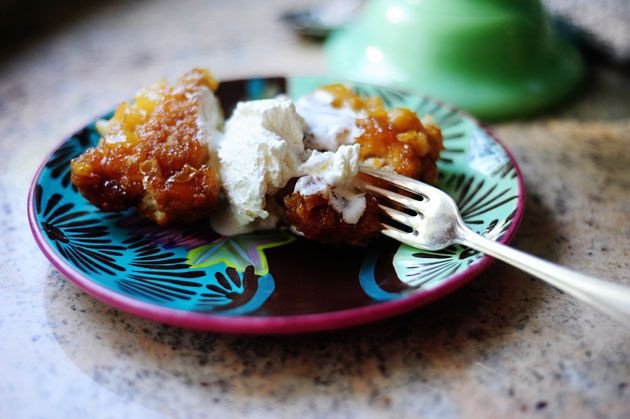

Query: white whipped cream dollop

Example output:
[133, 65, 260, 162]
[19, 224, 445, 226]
[295, 89, 365, 151]
[216, 98, 306, 227]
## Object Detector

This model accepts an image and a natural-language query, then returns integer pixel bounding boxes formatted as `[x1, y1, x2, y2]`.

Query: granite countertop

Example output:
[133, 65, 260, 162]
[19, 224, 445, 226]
[1, 0, 629, 418]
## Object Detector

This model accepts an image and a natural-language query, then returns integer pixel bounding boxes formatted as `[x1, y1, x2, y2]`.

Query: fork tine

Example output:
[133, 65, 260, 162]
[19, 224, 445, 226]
[360, 166, 437, 197]
[381, 223, 415, 245]
[378, 204, 417, 225]
[364, 183, 424, 212]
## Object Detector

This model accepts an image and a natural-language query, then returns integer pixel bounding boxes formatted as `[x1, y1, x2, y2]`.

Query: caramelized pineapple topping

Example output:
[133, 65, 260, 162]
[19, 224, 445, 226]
[70, 69, 221, 225]
[321, 84, 443, 182]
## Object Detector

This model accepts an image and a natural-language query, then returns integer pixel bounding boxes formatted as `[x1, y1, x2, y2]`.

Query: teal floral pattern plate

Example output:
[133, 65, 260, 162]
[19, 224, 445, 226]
[28, 77, 524, 334]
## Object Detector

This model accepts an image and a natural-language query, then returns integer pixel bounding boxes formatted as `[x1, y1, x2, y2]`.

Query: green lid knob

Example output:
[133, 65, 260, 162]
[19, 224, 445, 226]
[325, 0, 584, 120]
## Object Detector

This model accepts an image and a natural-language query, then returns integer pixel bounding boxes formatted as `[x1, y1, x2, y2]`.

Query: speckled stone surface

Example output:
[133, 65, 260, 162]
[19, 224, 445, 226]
[1, 1, 629, 418]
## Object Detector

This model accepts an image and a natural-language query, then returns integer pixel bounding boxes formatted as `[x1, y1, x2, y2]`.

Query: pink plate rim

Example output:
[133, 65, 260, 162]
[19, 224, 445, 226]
[27, 90, 525, 335]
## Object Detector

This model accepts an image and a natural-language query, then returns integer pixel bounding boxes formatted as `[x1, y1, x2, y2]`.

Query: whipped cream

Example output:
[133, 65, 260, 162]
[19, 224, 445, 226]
[294, 144, 366, 224]
[216, 98, 306, 228]
[298, 144, 360, 187]
[295, 89, 365, 151]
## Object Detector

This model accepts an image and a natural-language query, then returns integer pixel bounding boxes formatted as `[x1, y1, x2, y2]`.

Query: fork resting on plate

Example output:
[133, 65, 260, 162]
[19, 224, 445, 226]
[360, 166, 630, 323]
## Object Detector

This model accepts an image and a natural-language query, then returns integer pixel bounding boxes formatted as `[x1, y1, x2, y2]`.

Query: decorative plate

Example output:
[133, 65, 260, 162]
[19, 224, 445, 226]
[28, 77, 524, 334]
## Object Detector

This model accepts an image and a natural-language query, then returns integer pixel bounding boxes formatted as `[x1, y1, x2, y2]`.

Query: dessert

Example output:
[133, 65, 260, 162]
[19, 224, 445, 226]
[211, 98, 368, 238]
[70, 69, 222, 225]
[70, 70, 443, 246]
[284, 144, 381, 246]
[285, 84, 443, 245]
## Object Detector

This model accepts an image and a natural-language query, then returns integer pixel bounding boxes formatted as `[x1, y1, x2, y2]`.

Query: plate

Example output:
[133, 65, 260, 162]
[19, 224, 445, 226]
[28, 77, 525, 334]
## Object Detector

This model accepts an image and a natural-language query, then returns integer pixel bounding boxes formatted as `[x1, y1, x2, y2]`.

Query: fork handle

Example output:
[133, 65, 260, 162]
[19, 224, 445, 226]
[456, 225, 630, 323]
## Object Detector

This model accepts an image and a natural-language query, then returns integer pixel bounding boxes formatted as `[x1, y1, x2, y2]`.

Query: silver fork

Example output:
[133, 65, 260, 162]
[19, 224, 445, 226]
[360, 166, 630, 323]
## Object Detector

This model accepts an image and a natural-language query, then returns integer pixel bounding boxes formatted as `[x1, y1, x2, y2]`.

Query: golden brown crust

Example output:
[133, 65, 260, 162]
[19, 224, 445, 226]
[284, 192, 382, 247]
[70, 69, 220, 225]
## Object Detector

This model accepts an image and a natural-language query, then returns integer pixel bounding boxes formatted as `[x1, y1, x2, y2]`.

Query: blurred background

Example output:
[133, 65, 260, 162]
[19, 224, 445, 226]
[0, 0, 628, 123]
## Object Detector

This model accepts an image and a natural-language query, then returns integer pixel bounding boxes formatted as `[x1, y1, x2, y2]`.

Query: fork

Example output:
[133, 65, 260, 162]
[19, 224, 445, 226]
[360, 166, 630, 323]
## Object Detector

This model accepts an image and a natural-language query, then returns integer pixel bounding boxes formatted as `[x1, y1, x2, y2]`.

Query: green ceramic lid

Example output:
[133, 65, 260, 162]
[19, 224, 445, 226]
[325, 0, 584, 120]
